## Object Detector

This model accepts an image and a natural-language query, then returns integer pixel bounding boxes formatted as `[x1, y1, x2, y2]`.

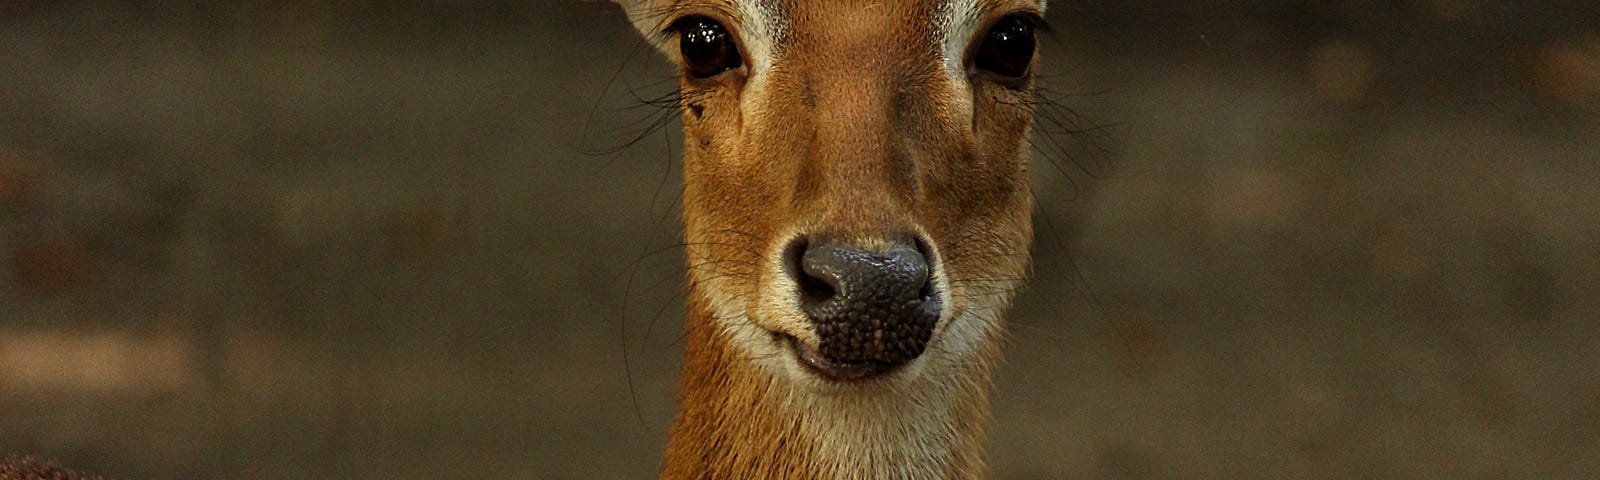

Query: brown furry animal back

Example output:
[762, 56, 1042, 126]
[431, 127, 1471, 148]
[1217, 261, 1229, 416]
[0, 457, 108, 480]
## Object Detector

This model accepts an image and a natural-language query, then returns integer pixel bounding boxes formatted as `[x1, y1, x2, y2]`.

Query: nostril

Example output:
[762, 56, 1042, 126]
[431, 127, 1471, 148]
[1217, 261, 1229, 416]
[784, 237, 835, 305]
[802, 274, 836, 300]
[782, 236, 807, 279]
[912, 236, 938, 301]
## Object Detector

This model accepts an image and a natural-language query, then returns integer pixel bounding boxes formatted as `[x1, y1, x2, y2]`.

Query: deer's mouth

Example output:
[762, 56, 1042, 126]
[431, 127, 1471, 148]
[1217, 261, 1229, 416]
[768, 233, 943, 382]
[776, 333, 909, 382]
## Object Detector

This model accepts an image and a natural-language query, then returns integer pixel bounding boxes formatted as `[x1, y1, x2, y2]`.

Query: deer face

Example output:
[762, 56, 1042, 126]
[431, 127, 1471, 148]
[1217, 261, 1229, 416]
[622, 0, 1042, 388]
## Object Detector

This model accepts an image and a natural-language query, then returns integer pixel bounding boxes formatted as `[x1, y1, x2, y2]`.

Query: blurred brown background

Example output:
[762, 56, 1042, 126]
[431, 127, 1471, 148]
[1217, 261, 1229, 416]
[1, 1, 1597, 479]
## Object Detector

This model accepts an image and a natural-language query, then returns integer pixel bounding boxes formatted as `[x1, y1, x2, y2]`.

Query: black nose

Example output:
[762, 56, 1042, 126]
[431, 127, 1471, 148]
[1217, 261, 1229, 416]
[786, 235, 942, 377]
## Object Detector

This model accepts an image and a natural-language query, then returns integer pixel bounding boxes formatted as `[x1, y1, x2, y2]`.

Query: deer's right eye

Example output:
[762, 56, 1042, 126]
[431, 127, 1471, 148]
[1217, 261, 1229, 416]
[973, 13, 1041, 79]
[674, 16, 743, 79]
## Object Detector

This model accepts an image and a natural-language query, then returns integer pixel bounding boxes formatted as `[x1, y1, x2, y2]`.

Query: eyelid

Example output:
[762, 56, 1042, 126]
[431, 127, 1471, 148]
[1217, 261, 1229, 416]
[656, 8, 744, 38]
[652, 15, 701, 45]
[1003, 11, 1051, 35]
[663, 16, 703, 35]
[658, 14, 749, 49]
[656, 16, 699, 43]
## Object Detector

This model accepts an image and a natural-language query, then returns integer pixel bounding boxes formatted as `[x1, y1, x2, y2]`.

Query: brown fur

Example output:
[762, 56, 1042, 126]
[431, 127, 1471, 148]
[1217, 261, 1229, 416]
[613, 1, 1043, 478]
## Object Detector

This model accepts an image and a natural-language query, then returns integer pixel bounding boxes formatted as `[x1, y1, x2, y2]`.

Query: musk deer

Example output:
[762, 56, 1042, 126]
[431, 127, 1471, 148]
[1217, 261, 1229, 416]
[613, 0, 1051, 478]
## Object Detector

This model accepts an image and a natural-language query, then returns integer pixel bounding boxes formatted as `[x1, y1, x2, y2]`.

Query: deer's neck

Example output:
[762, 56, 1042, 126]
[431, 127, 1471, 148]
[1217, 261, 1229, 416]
[660, 294, 995, 480]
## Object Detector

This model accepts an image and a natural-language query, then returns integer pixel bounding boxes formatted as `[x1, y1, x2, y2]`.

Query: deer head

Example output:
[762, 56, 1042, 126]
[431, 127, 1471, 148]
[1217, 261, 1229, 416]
[610, 1, 1045, 477]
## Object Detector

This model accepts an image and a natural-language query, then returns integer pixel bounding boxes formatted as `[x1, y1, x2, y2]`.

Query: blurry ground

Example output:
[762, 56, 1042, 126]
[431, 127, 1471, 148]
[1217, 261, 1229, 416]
[2, 1, 1598, 479]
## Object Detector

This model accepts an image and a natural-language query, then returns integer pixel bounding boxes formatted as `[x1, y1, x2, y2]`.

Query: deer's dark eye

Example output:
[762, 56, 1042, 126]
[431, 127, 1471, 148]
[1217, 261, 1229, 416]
[973, 14, 1040, 79]
[675, 16, 743, 79]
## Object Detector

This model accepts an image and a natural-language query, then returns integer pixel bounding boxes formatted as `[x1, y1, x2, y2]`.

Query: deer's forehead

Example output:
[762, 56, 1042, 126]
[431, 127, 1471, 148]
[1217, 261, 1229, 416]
[735, 0, 1042, 34]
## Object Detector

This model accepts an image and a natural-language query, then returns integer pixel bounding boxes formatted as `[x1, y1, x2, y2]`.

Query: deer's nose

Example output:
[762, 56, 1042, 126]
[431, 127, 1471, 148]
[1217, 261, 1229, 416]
[785, 235, 942, 378]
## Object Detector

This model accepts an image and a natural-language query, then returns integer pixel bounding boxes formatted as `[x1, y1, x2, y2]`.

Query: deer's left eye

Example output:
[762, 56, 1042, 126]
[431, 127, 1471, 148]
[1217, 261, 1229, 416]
[674, 16, 743, 79]
[973, 14, 1040, 79]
